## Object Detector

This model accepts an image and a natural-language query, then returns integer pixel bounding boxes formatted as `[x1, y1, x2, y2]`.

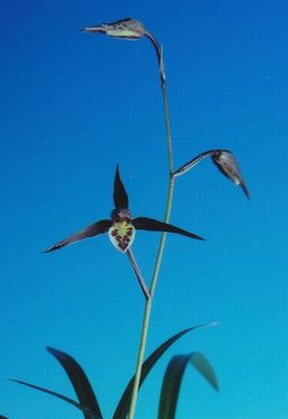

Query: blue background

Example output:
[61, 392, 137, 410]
[1, 1, 287, 418]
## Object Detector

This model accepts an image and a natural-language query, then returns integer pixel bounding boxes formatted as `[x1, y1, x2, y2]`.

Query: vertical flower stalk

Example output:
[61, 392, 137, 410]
[127, 43, 176, 419]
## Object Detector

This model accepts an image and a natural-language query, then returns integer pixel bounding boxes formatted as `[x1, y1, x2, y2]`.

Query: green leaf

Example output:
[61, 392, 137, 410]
[158, 352, 219, 419]
[10, 347, 103, 419]
[9, 378, 99, 418]
[113, 322, 217, 419]
[190, 352, 219, 391]
[47, 347, 103, 419]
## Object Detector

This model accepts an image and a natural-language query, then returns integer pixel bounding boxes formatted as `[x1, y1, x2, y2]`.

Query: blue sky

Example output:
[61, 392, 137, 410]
[1, 1, 288, 418]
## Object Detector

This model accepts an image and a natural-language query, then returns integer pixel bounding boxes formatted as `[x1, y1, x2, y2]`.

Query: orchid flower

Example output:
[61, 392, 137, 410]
[81, 17, 162, 74]
[174, 149, 250, 198]
[44, 166, 204, 254]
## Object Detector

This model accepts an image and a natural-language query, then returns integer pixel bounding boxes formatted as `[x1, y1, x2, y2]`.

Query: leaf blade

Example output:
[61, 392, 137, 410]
[9, 378, 99, 418]
[113, 322, 216, 419]
[190, 352, 219, 391]
[158, 352, 218, 419]
[46, 347, 103, 419]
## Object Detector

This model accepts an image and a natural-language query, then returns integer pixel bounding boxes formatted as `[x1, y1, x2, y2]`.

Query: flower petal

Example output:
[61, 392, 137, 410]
[113, 165, 129, 210]
[43, 220, 112, 253]
[132, 217, 204, 240]
[108, 220, 136, 253]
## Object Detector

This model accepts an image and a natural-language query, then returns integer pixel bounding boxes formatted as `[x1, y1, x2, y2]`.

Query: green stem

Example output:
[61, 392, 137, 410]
[128, 49, 176, 418]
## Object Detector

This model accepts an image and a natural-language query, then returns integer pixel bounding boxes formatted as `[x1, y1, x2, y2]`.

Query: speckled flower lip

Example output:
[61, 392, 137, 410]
[108, 220, 136, 252]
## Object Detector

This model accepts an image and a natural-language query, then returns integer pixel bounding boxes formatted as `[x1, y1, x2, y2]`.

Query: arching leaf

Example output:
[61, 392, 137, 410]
[9, 378, 100, 418]
[46, 347, 103, 419]
[113, 322, 217, 419]
[10, 347, 103, 419]
[158, 352, 218, 419]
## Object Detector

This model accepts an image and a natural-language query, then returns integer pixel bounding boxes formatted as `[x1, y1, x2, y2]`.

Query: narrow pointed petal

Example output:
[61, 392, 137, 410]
[43, 220, 112, 253]
[132, 217, 204, 240]
[108, 220, 136, 253]
[174, 149, 216, 177]
[211, 150, 250, 198]
[82, 18, 146, 39]
[113, 166, 129, 209]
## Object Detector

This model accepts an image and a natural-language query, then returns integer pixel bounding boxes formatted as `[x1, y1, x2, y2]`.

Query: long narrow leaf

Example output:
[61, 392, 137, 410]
[158, 352, 218, 419]
[9, 378, 99, 418]
[113, 322, 217, 419]
[46, 347, 103, 419]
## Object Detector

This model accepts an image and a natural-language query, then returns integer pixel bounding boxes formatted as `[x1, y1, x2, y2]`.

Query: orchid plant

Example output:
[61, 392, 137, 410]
[8, 16, 249, 419]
